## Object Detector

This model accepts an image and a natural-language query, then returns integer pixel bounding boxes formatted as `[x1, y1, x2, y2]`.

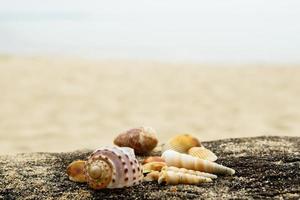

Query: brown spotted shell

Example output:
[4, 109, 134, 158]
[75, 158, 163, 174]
[84, 146, 143, 189]
[113, 126, 158, 155]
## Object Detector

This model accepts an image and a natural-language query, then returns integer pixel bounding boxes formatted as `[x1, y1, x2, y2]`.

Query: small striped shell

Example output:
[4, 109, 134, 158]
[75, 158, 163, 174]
[162, 150, 235, 175]
[188, 146, 218, 162]
[162, 134, 200, 153]
[163, 166, 217, 179]
[158, 170, 212, 185]
[85, 146, 143, 189]
[143, 166, 217, 182]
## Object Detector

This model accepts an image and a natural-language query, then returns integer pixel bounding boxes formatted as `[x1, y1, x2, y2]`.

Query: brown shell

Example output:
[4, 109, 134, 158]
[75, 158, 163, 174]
[114, 126, 158, 155]
[67, 160, 87, 183]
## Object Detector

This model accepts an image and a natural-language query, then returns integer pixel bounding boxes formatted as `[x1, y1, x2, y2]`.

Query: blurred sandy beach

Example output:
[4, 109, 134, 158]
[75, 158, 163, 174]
[0, 56, 299, 154]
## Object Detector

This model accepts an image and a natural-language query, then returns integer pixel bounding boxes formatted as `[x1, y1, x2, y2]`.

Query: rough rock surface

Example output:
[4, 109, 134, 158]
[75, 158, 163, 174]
[0, 136, 299, 200]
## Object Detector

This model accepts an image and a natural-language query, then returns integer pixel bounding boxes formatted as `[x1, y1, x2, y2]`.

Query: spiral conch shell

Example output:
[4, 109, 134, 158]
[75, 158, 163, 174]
[162, 150, 235, 175]
[67, 146, 143, 189]
[162, 134, 218, 161]
[114, 126, 158, 155]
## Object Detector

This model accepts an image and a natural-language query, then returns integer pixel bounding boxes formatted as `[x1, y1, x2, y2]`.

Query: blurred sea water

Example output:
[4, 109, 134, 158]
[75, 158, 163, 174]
[0, 0, 300, 63]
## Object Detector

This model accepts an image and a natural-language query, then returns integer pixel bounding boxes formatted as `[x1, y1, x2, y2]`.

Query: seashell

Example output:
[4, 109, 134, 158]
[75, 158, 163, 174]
[143, 156, 165, 164]
[142, 162, 166, 173]
[158, 170, 212, 185]
[162, 134, 200, 153]
[188, 146, 218, 162]
[114, 126, 158, 155]
[143, 171, 160, 182]
[68, 146, 143, 190]
[162, 150, 235, 175]
[162, 134, 218, 161]
[67, 160, 87, 183]
[163, 166, 217, 179]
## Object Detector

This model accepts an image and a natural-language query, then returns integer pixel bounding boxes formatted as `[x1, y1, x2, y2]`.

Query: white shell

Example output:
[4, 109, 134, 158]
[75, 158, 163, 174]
[162, 150, 235, 175]
[158, 170, 212, 185]
[163, 166, 217, 179]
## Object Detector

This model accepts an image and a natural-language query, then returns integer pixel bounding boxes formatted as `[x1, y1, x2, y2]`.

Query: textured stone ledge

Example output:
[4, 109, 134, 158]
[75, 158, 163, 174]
[1, 136, 299, 199]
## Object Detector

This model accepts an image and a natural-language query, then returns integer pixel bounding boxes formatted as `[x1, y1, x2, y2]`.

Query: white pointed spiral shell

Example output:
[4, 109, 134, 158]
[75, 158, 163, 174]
[85, 146, 143, 189]
[158, 170, 212, 185]
[162, 150, 235, 175]
[163, 166, 217, 179]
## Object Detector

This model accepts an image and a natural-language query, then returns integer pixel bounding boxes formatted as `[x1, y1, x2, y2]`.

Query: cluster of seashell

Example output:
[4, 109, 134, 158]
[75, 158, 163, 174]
[142, 150, 234, 185]
[67, 127, 235, 189]
[142, 134, 235, 185]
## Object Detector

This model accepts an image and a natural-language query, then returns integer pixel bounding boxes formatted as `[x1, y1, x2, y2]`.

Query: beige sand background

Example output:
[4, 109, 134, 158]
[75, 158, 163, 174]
[0, 56, 299, 154]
